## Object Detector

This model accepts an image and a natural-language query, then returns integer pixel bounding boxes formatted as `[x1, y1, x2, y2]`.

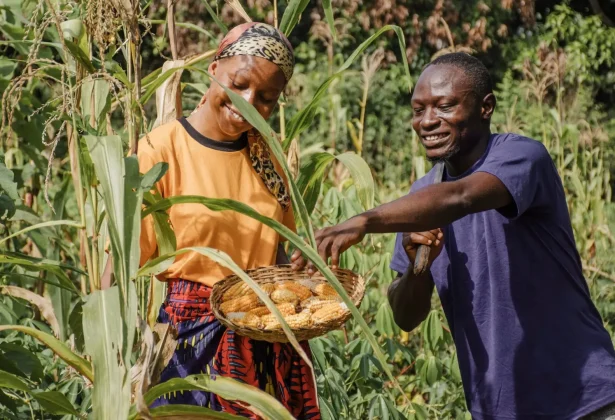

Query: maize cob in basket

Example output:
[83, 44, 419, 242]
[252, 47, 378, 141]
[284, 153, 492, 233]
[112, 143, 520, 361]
[211, 264, 365, 343]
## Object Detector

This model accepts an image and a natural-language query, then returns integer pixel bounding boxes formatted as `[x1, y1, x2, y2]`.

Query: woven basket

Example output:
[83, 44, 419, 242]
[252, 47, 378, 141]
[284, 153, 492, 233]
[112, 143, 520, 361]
[211, 264, 365, 343]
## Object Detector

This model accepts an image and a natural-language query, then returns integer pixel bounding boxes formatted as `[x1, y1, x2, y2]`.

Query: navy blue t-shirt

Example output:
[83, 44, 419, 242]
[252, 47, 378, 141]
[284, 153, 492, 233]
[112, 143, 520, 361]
[390, 133, 615, 419]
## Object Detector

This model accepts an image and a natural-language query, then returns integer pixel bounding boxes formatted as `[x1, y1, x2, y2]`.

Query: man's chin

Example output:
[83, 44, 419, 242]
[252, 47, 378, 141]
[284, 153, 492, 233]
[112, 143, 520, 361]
[425, 146, 460, 163]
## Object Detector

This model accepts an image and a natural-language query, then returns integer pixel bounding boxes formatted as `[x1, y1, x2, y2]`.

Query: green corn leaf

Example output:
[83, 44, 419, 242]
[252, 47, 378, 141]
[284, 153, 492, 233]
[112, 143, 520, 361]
[141, 66, 188, 105]
[64, 39, 96, 73]
[141, 162, 169, 192]
[85, 136, 142, 301]
[322, 0, 337, 41]
[146, 404, 245, 419]
[200, 0, 228, 33]
[32, 391, 79, 416]
[296, 151, 374, 214]
[0, 325, 93, 382]
[279, 0, 310, 36]
[0, 220, 82, 246]
[334, 152, 375, 210]
[140, 51, 214, 105]
[296, 152, 335, 214]
[83, 284, 137, 420]
[138, 246, 311, 370]
[141, 19, 217, 41]
[140, 375, 295, 420]
[81, 78, 111, 130]
[0, 252, 81, 293]
[284, 24, 412, 149]
[143, 195, 408, 403]
[0, 369, 30, 392]
[140, 67, 162, 88]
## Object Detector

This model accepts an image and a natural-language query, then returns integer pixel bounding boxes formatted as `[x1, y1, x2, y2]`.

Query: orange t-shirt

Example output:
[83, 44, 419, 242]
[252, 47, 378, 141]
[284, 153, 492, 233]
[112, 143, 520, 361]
[138, 118, 296, 287]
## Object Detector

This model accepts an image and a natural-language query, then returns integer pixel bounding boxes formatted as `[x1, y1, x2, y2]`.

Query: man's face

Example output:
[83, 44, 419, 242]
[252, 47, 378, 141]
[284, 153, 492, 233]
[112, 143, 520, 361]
[411, 65, 488, 162]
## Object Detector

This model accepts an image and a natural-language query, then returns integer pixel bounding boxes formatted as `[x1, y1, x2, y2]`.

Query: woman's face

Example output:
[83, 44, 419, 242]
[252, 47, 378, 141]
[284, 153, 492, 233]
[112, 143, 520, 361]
[206, 55, 286, 140]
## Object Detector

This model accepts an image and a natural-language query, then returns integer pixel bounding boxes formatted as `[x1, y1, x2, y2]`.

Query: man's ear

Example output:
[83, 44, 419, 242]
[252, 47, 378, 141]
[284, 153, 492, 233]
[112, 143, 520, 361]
[481, 93, 496, 120]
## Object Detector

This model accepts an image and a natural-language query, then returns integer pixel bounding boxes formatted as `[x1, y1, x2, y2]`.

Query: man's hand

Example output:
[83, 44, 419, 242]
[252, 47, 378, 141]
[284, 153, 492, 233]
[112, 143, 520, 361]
[402, 228, 444, 268]
[290, 215, 368, 275]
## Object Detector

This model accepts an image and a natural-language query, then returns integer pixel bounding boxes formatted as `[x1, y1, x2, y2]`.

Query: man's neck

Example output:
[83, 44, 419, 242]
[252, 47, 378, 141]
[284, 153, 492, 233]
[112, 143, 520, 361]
[445, 129, 491, 177]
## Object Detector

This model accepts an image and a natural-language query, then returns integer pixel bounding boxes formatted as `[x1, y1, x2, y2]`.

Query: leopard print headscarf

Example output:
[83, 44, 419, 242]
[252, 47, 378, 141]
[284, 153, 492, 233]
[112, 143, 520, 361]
[191, 22, 293, 212]
[214, 22, 294, 82]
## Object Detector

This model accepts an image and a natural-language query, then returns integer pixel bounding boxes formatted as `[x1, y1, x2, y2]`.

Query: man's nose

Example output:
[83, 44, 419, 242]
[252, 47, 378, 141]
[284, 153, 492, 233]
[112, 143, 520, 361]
[420, 107, 440, 131]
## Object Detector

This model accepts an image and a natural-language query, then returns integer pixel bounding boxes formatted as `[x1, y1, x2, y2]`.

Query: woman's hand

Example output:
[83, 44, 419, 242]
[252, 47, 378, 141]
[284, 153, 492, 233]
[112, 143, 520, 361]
[402, 229, 444, 268]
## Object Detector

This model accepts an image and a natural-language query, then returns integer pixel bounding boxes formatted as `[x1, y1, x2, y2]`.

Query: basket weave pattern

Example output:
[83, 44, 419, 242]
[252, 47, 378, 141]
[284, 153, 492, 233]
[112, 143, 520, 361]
[211, 264, 365, 343]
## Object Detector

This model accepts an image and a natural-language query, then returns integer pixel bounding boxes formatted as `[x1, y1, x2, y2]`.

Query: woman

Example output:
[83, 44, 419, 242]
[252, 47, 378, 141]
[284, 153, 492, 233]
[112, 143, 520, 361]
[138, 23, 320, 419]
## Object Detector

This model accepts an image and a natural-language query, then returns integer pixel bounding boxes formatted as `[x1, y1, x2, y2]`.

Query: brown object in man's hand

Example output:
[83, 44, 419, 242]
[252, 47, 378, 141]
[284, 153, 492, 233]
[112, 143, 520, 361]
[413, 162, 445, 275]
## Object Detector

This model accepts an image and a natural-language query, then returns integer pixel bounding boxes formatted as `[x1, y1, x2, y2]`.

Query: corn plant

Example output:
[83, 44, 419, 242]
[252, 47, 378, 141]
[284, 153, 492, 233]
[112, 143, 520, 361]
[0, 0, 425, 418]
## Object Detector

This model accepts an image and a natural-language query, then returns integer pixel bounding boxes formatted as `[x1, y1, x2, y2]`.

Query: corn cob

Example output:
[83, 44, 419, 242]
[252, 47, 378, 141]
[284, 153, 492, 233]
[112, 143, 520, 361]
[297, 279, 320, 292]
[261, 314, 282, 330]
[237, 312, 262, 328]
[222, 282, 251, 301]
[314, 283, 340, 300]
[312, 302, 349, 324]
[271, 289, 299, 304]
[277, 282, 313, 301]
[284, 312, 312, 329]
[260, 283, 276, 295]
[301, 297, 340, 313]
[226, 312, 247, 322]
[247, 302, 296, 317]
[220, 293, 261, 314]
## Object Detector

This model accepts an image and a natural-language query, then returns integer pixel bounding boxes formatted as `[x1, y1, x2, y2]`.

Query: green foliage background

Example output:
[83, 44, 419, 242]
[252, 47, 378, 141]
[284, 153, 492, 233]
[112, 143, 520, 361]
[0, 0, 614, 418]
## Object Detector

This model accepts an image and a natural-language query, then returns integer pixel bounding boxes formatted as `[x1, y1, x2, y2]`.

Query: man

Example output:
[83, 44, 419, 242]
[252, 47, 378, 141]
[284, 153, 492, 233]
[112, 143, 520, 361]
[291, 52, 615, 419]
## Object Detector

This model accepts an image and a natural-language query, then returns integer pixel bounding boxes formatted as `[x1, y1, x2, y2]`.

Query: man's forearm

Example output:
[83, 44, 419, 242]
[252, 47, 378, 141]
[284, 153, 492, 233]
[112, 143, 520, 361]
[387, 266, 434, 332]
[362, 181, 469, 234]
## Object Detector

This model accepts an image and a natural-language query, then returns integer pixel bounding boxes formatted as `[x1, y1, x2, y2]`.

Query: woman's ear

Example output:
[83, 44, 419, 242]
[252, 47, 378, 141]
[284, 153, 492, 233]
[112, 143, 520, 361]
[208, 61, 218, 78]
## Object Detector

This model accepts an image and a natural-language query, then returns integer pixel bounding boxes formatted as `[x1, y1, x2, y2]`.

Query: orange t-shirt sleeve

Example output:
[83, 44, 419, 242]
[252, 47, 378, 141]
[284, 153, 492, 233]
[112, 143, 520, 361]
[137, 144, 165, 267]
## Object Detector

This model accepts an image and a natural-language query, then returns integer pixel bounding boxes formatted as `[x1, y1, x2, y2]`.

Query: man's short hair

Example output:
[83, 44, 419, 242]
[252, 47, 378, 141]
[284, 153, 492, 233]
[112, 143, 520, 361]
[428, 52, 493, 100]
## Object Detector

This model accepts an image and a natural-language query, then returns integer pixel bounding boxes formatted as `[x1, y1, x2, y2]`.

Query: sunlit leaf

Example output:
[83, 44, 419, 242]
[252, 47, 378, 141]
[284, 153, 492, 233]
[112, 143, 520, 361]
[279, 0, 310, 36]
[322, 0, 337, 41]
[335, 152, 375, 210]
[140, 375, 295, 420]
[83, 284, 137, 420]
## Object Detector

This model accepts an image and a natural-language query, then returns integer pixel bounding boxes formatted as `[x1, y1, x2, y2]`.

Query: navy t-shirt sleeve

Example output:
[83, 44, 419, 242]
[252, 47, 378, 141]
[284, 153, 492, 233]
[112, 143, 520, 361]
[476, 135, 553, 220]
